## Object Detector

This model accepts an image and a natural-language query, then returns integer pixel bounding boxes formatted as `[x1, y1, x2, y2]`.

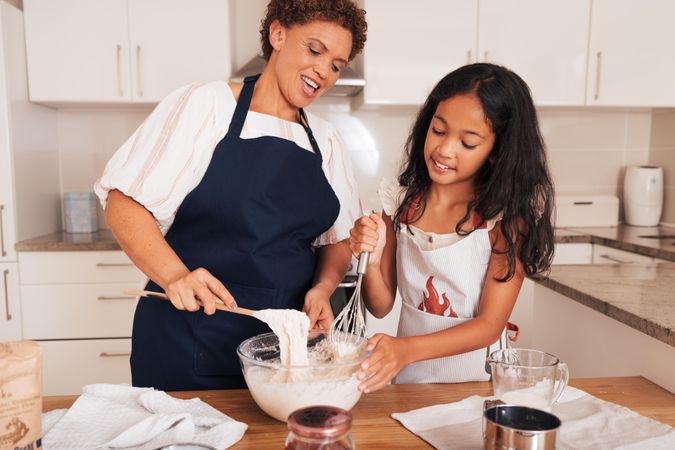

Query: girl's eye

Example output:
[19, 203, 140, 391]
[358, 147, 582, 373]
[432, 127, 445, 136]
[463, 142, 478, 150]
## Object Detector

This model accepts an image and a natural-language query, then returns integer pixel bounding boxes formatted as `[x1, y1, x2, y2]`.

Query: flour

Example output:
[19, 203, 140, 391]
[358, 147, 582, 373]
[253, 309, 310, 367]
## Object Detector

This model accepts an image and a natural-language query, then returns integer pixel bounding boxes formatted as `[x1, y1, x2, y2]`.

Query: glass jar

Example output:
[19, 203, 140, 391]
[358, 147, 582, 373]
[285, 406, 355, 450]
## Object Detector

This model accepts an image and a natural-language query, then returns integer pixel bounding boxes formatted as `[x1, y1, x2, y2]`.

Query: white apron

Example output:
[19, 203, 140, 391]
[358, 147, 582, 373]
[394, 223, 508, 384]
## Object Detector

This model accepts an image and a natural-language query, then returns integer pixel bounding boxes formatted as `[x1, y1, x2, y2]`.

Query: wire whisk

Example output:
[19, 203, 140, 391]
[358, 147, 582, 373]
[329, 252, 369, 347]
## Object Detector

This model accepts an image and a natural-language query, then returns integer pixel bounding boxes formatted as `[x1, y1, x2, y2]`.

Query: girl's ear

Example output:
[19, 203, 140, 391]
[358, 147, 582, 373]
[269, 20, 286, 52]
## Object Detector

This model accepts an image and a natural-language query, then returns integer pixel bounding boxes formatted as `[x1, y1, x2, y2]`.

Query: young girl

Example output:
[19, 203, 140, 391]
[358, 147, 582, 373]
[349, 63, 555, 392]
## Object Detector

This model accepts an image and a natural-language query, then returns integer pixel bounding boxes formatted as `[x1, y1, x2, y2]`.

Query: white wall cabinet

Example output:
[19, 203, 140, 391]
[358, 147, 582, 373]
[24, 0, 231, 104]
[363, 0, 478, 105]
[478, 0, 590, 106]
[0, 262, 21, 341]
[18, 250, 145, 395]
[586, 0, 675, 107]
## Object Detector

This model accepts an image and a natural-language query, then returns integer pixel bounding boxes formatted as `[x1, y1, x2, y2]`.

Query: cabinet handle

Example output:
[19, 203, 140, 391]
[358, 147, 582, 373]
[594, 51, 602, 100]
[0, 204, 6, 257]
[116, 44, 124, 96]
[97, 296, 135, 301]
[96, 263, 134, 267]
[599, 254, 629, 264]
[136, 45, 143, 97]
[3, 269, 10, 321]
[467, 50, 472, 64]
[99, 352, 131, 358]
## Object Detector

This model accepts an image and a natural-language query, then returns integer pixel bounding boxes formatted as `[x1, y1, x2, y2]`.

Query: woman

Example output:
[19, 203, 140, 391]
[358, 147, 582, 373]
[95, 0, 367, 391]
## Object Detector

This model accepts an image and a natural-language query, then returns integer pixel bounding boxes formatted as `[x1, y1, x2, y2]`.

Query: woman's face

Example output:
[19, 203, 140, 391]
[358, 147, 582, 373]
[269, 20, 352, 109]
[423, 94, 496, 187]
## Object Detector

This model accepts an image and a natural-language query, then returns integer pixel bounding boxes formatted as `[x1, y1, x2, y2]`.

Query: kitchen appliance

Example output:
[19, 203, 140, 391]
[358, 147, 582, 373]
[483, 400, 561, 450]
[555, 194, 619, 227]
[230, 53, 365, 96]
[486, 349, 569, 412]
[623, 165, 664, 227]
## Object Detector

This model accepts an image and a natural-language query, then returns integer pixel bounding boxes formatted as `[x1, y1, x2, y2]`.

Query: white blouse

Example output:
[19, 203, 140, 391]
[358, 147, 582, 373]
[95, 81, 362, 246]
[377, 178, 500, 250]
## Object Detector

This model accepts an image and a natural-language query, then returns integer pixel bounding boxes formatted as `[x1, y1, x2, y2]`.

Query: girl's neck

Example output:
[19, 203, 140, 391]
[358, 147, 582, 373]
[427, 180, 476, 208]
[249, 66, 300, 123]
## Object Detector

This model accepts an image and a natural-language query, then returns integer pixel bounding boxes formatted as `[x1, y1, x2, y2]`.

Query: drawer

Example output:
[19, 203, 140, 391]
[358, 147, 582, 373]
[18, 251, 146, 284]
[21, 283, 139, 339]
[592, 245, 654, 265]
[39, 338, 131, 395]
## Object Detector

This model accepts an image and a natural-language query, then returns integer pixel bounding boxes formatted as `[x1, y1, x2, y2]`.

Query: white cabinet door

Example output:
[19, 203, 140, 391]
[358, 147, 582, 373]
[127, 0, 231, 103]
[0, 262, 21, 341]
[592, 245, 654, 265]
[0, 99, 16, 262]
[363, 0, 478, 105]
[587, 0, 675, 106]
[551, 243, 593, 265]
[23, 0, 131, 103]
[478, 0, 590, 106]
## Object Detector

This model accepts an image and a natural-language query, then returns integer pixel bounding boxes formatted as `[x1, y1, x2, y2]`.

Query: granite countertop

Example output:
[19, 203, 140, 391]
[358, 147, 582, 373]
[14, 230, 121, 251]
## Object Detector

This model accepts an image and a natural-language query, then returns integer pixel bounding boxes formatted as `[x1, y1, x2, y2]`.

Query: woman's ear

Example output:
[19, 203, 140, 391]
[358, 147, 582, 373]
[268, 20, 286, 52]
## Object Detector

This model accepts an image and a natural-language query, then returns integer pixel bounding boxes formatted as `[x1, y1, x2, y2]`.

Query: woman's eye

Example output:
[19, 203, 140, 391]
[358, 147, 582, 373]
[463, 142, 477, 149]
[309, 47, 320, 56]
[332, 64, 341, 73]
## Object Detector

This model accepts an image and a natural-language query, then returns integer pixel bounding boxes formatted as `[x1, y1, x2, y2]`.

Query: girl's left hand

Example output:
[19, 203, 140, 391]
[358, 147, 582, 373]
[356, 334, 411, 393]
[303, 285, 334, 330]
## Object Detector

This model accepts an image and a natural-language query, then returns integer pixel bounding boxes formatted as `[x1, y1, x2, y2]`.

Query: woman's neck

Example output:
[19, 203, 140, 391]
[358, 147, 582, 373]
[248, 68, 300, 123]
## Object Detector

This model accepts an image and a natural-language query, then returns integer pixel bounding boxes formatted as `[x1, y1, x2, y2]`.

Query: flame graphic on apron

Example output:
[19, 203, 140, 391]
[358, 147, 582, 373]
[418, 275, 458, 317]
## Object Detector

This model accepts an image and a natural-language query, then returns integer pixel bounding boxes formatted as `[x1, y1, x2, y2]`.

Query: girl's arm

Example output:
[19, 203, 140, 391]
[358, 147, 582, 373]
[349, 212, 398, 318]
[357, 224, 524, 392]
[106, 189, 236, 314]
[303, 240, 352, 330]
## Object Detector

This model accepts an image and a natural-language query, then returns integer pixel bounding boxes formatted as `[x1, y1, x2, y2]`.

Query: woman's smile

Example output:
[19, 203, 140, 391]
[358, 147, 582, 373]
[300, 74, 321, 97]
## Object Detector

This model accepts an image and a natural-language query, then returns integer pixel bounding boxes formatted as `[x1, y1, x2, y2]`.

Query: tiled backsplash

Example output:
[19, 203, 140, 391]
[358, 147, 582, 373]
[58, 102, 660, 229]
[650, 110, 675, 225]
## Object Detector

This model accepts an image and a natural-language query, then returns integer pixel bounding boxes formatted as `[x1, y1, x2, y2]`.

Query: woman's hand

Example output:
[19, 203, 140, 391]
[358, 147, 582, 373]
[356, 334, 412, 393]
[303, 284, 334, 330]
[349, 212, 387, 266]
[165, 268, 237, 315]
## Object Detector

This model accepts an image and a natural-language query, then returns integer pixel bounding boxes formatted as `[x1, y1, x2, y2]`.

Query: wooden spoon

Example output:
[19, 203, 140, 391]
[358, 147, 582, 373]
[123, 289, 255, 317]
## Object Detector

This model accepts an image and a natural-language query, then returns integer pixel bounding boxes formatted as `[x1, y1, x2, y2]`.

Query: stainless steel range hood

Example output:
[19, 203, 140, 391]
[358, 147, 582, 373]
[229, 54, 365, 97]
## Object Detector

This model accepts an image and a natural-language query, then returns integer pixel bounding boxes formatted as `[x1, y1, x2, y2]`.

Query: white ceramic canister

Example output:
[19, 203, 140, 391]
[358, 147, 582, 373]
[623, 165, 663, 227]
[64, 192, 98, 233]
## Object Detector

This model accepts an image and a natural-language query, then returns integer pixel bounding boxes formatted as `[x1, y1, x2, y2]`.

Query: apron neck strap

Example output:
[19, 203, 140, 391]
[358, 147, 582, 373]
[227, 74, 259, 136]
[228, 73, 322, 159]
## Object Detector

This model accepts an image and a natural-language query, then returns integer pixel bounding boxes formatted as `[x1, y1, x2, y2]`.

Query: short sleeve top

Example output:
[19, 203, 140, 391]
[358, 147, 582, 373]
[94, 81, 362, 246]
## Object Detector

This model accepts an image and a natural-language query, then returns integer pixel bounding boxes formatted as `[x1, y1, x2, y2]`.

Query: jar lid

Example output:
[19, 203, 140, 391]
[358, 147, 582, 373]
[287, 406, 352, 438]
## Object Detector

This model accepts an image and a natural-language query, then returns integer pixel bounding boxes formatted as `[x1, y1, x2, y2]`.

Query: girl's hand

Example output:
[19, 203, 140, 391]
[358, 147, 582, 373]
[356, 334, 411, 393]
[165, 268, 237, 315]
[349, 212, 387, 265]
[303, 285, 334, 330]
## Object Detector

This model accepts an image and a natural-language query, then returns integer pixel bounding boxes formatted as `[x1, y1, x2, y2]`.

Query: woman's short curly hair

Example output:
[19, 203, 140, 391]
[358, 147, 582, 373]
[260, 0, 367, 61]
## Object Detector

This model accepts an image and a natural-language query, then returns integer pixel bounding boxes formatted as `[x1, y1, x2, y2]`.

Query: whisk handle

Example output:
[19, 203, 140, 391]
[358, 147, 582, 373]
[357, 252, 370, 274]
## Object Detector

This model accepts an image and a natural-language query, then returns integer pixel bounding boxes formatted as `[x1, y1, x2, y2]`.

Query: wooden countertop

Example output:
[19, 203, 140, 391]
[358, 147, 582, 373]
[42, 377, 675, 449]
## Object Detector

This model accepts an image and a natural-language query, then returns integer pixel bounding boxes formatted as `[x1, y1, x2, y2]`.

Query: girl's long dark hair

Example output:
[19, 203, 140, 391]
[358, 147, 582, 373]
[394, 63, 555, 281]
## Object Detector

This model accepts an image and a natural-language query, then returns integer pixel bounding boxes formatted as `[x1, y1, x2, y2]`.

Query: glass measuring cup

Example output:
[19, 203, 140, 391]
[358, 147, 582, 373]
[487, 348, 569, 412]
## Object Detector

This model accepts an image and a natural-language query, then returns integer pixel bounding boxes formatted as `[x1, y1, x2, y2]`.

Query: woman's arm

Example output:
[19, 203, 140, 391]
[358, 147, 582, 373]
[349, 212, 398, 318]
[106, 189, 236, 314]
[304, 239, 352, 329]
[357, 225, 524, 392]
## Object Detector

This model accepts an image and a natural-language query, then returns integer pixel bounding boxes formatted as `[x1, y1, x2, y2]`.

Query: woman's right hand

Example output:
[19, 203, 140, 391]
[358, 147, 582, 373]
[165, 268, 237, 315]
[349, 211, 386, 266]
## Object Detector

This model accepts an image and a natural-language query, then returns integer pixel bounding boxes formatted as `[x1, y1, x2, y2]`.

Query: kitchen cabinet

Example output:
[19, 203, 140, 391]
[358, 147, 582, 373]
[18, 250, 145, 395]
[362, 0, 478, 105]
[586, 0, 675, 107]
[478, 0, 590, 106]
[551, 243, 593, 265]
[24, 0, 231, 104]
[592, 245, 655, 265]
[0, 262, 21, 341]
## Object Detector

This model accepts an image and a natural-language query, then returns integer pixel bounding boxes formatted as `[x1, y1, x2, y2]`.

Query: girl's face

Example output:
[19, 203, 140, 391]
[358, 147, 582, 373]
[269, 20, 352, 109]
[423, 94, 496, 187]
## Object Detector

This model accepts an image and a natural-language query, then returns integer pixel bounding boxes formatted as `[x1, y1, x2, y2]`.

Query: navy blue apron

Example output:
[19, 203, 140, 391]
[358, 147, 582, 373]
[131, 74, 340, 391]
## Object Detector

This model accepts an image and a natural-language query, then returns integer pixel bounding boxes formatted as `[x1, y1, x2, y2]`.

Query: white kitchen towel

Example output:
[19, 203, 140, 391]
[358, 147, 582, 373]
[392, 387, 675, 449]
[41, 384, 247, 450]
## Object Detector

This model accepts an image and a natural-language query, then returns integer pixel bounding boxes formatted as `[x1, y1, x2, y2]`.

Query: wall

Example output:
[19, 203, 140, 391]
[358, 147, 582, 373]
[649, 110, 675, 226]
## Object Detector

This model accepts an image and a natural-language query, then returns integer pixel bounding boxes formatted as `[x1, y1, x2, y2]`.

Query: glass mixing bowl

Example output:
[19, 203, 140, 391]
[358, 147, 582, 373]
[237, 330, 368, 422]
